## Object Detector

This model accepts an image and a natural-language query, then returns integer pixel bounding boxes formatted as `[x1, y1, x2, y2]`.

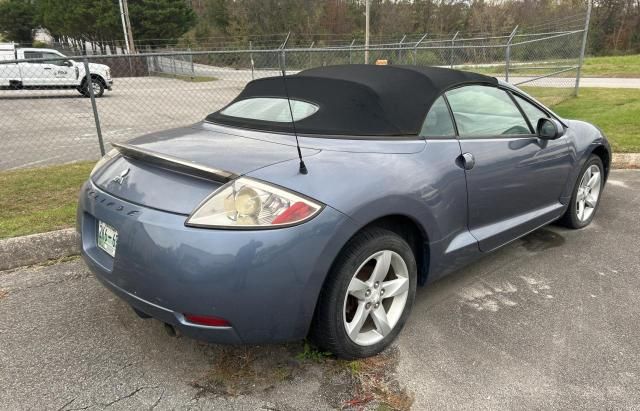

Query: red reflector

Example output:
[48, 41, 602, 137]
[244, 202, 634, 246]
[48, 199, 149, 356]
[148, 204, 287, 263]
[184, 313, 230, 327]
[271, 202, 313, 225]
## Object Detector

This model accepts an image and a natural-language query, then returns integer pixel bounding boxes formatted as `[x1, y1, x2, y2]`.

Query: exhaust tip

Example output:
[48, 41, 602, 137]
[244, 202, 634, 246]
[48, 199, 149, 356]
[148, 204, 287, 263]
[164, 323, 177, 337]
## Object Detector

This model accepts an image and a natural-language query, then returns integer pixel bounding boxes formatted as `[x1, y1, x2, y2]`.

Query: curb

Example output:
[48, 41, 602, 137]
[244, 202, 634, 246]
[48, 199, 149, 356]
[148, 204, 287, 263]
[0, 155, 637, 271]
[612, 153, 640, 169]
[0, 228, 79, 271]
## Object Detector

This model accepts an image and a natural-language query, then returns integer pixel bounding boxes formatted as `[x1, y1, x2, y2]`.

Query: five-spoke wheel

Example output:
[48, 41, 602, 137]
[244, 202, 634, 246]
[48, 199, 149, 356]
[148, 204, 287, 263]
[311, 227, 417, 359]
[559, 154, 605, 229]
[343, 250, 410, 346]
[576, 164, 602, 222]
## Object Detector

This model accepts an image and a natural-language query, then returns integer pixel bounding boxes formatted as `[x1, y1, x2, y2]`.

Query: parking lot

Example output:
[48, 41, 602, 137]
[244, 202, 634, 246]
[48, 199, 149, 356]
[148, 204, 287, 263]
[0, 75, 248, 170]
[1, 169, 638, 410]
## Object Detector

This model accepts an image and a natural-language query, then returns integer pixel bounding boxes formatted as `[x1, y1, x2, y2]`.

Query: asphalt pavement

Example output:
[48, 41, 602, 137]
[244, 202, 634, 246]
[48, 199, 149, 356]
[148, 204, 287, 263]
[0, 170, 639, 410]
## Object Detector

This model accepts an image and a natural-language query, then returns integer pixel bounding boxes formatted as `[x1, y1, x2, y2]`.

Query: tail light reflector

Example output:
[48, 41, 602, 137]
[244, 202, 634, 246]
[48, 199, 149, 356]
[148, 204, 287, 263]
[184, 313, 231, 327]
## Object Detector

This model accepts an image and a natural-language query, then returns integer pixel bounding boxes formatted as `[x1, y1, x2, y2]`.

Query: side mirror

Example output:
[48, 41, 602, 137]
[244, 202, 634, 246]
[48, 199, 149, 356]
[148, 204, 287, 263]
[537, 118, 564, 140]
[63, 60, 73, 67]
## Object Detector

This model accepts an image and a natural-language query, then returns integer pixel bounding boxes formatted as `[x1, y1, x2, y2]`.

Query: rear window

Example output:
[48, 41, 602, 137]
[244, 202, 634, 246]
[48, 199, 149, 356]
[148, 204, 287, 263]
[220, 98, 319, 123]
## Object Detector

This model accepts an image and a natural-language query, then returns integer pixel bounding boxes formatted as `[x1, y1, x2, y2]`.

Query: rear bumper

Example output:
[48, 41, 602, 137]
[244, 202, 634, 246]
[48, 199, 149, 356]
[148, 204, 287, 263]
[90, 264, 243, 343]
[78, 180, 355, 344]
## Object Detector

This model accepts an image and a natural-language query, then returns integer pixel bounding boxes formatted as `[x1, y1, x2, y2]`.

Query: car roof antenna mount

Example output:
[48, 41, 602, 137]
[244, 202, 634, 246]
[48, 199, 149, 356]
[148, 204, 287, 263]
[279, 32, 308, 175]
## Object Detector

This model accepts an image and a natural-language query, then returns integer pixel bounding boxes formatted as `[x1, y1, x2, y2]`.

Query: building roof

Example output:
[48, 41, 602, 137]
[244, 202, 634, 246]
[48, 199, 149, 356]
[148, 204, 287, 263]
[206, 64, 497, 136]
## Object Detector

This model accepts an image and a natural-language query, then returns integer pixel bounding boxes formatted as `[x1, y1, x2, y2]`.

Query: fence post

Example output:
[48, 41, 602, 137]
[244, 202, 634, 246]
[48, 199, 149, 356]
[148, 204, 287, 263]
[505, 25, 518, 83]
[414, 33, 428, 65]
[279, 32, 291, 75]
[349, 39, 355, 64]
[282, 49, 286, 73]
[144, 45, 150, 76]
[188, 47, 194, 75]
[398, 35, 406, 64]
[575, 0, 592, 97]
[249, 40, 254, 80]
[309, 41, 315, 68]
[83, 57, 105, 156]
[450, 31, 459, 69]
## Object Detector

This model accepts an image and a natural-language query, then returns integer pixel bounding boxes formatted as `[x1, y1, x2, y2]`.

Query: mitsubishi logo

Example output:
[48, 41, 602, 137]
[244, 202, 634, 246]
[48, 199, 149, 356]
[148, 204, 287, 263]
[112, 168, 130, 185]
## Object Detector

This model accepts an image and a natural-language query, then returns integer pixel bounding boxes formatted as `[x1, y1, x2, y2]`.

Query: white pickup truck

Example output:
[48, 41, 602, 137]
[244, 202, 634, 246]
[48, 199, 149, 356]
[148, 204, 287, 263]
[0, 44, 112, 97]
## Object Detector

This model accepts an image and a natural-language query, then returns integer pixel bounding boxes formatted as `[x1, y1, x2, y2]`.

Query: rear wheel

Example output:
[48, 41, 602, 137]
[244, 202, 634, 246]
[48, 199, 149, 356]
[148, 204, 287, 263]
[558, 155, 604, 229]
[310, 227, 417, 359]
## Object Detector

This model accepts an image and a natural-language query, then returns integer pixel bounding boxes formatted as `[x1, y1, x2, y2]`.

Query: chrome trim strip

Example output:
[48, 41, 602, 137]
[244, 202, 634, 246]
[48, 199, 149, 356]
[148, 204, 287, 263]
[111, 142, 237, 183]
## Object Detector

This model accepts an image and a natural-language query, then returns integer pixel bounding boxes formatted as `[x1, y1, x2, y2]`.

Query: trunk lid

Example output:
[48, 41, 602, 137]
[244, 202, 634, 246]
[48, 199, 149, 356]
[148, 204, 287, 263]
[92, 123, 320, 214]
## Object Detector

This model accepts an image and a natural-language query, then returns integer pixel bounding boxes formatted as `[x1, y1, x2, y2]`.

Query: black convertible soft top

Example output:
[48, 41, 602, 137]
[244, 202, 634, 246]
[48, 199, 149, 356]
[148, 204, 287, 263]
[206, 64, 497, 136]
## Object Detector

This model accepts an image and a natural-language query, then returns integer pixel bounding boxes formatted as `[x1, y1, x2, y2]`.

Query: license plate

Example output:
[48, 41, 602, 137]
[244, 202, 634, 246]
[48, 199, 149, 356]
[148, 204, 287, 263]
[97, 221, 118, 257]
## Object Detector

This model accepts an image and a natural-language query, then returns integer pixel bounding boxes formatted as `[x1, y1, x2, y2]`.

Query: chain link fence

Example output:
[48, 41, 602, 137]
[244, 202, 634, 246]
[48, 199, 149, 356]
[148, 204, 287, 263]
[1, 11, 590, 171]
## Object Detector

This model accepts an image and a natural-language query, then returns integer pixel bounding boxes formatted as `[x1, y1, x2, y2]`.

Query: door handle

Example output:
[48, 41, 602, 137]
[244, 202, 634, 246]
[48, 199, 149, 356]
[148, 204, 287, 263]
[461, 152, 475, 170]
[43, 67, 52, 70]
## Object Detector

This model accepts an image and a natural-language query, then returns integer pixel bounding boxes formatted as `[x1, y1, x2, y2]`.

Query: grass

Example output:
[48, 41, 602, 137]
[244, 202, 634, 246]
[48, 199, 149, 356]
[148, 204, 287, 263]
[465, 54, 640, 78]
[0, 162, 94, 239]
[582, 54, 640, 78]
[338, 348, 413, 411]
[525, 87, 640, 153]
[296, 341, 332, 362]
[154, 72, 218, 82]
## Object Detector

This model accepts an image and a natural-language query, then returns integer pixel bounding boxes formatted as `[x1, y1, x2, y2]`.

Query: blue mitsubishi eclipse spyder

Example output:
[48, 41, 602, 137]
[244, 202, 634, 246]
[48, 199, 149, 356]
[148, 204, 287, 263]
[79, 64, 610, 359]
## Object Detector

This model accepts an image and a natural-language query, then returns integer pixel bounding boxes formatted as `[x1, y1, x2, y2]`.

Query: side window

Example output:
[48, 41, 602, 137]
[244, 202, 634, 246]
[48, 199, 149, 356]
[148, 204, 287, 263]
[446, 85, 531, 137]
[513, 94, 548, 129]
[41, 52, 66, 66]
[23, 51, 44, 61]
[420, 96, 455, 137]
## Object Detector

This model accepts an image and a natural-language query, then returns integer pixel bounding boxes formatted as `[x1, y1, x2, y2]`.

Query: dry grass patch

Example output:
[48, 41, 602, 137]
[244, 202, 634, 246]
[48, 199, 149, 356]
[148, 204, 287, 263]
[191, 345, 301, 397]
[340, 347, 413, 411]
[191, 342, 413, 410]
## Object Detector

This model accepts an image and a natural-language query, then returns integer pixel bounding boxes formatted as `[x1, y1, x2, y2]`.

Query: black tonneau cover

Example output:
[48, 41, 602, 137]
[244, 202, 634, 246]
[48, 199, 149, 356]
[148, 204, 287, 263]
[206, 64, 496, 136]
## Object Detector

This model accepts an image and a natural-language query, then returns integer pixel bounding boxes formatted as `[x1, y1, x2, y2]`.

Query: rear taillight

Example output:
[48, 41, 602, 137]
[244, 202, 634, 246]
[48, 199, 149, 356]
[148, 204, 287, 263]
[185, 177, 322, 229]
[184, 313, 231, 327]
[271, 202, 313, 225]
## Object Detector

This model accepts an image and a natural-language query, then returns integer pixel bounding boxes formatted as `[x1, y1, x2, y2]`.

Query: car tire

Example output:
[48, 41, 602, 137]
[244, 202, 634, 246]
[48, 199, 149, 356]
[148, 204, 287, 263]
[558, 154, 604, 229]
[79, 77, 105, 98]
[310, 227, 417, 359]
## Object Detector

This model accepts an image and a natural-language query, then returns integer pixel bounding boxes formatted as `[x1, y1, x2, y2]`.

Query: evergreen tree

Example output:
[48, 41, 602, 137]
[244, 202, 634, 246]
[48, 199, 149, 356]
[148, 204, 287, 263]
[128, 0, 197, 45]
[0, 0, 37, 44]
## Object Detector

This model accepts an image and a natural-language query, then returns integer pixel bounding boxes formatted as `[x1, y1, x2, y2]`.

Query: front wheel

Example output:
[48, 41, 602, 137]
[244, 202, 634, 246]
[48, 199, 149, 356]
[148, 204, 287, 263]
[78, 77, 105, 98]
[310, 227, 417, 359]
[558, 155, 604, 229]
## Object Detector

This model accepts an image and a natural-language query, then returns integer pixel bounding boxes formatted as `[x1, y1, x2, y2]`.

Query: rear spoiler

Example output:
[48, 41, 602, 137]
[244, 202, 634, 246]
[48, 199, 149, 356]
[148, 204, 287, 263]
[111, 142, 237, 183]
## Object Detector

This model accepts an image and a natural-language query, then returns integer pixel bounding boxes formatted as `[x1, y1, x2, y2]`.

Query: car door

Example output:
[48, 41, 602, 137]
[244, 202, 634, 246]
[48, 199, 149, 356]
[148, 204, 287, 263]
[41, 52, 76, 85]
[20, 51, 47, 86]
[419, 96, 479, 277]
[445, 85, 572, 252]
[21, 51, 75, 86]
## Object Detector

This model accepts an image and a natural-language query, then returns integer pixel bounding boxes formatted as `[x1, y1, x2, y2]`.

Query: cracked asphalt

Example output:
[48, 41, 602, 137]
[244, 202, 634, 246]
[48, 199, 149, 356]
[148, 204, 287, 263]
[1, 170, 639, 410]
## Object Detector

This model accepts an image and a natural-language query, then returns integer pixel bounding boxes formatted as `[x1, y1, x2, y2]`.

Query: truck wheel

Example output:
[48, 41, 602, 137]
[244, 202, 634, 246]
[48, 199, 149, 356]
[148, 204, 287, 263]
[79, 77, 105, 98]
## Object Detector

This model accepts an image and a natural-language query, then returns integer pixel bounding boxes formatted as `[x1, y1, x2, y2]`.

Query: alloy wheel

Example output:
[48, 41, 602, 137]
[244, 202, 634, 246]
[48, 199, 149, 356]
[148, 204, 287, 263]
[576, 164, 602, 222]
[342, 250, 410, 346]
[91, 80, 101, 95]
